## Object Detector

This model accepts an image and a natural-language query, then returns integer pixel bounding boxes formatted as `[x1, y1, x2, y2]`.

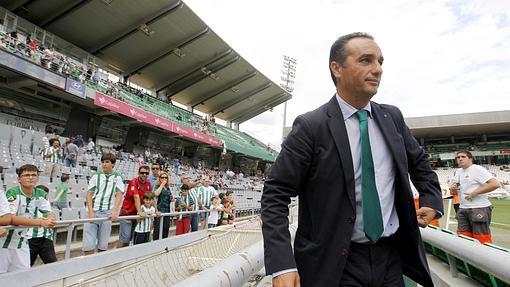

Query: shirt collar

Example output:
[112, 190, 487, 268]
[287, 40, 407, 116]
[335, 93, 372, 121]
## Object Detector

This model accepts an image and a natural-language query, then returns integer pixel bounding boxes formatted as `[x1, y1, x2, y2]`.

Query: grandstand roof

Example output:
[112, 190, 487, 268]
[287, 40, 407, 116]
[406, 110, 510, 138]
[1, 0, 291, 123]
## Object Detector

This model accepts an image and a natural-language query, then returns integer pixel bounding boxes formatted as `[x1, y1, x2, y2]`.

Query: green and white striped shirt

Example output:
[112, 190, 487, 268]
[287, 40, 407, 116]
[188, 188, 200, 211]
[134, 205, 155, 233]
[197, 186, 218, 207]
[44, 146, 61, 163]
[26, 191, 54, 240]
[1, 186, 52, 249]
[0, 191, 9, 216]
[88, 171, 125, 211]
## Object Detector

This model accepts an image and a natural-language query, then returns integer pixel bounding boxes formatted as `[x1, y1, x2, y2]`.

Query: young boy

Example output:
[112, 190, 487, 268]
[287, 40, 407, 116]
[26, 185, 57, 266]
[83, 153, 124, 255]
[133, 193, 155, 245]
[0, 164, 56, 273]
[207, 196, 223, 229]
[175, 184, 194, 235]
[52, 174, 70, 210]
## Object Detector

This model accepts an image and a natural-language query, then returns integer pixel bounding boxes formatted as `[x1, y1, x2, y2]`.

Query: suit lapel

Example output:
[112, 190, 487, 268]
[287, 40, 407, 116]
[326, 96, 356, 212]
[371, 103, 407, 175]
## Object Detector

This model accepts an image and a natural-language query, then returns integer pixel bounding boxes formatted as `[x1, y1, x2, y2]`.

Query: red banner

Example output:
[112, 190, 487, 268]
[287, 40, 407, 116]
[500, 150, 510, 154]
[94, 92, 222, 147]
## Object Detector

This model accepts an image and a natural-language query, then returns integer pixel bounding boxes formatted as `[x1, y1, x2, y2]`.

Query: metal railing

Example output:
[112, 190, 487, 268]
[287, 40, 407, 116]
[421, 226, 510, 285]
[3, 207, 261, 260]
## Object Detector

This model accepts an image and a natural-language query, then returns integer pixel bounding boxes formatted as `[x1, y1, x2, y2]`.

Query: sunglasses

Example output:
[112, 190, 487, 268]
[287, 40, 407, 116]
[139, 172, 149, 175]
[160, 176, 168, 179]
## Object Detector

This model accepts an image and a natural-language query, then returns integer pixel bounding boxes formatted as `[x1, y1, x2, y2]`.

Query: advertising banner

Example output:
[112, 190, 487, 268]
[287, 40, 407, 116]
[65, 78, 86, 98]
[94, 92, 221, 147]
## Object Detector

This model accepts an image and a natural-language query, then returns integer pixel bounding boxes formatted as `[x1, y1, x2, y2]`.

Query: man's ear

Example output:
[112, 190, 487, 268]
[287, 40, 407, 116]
[330, 61, 342, 80]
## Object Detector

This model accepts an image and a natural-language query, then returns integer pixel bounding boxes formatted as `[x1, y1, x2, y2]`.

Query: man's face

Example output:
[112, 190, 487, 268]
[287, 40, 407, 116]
[102, 160, 114, 173]
[181, 189, 188, 197]
[139, 168, 149, 182]
[331, 37, 384, 100]
[151, 165, 160, 176]
[53, 140, 60, 148]
[18, 171, 38, 190]
[456, 153, 473, 169]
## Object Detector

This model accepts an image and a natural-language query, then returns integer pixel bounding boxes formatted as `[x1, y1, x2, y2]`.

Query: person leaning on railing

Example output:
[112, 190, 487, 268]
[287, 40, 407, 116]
[0, 164, 56, 273]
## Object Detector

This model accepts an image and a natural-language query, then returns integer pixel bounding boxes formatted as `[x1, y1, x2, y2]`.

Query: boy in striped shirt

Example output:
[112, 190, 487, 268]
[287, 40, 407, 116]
[26, 185, 57, 266]
[83, 153, 124, 255]
[133, 193, 155, 245]
[0, 164, 56, 273]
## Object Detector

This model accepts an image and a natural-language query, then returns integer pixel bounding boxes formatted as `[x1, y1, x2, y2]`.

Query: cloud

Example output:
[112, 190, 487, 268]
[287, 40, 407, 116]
[186, 0, 510, 149]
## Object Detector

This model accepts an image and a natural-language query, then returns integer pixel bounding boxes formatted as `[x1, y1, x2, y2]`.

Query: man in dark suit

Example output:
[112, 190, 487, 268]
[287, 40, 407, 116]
[261, 32, 443, 287]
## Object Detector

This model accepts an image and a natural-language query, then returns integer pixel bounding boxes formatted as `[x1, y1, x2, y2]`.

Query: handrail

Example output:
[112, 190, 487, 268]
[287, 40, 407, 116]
[421, 226, 510, 284]
[2, 207, 262, 260]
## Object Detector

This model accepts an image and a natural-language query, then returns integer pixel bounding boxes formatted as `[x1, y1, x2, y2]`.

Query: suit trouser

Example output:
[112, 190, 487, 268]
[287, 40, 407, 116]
[340, 237, 405, 287]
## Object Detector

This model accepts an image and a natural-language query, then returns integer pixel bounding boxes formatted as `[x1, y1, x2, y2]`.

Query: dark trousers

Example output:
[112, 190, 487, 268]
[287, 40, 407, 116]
[153, 216, 171, 240]
[190, 213, 199, 232]
[133, 232, 150, 245]
[340, 237, 405, 287]
[28, 237, 57, 266]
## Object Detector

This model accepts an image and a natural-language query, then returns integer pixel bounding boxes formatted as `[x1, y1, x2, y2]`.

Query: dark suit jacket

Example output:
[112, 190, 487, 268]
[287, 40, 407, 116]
[261, 96, 443, 287]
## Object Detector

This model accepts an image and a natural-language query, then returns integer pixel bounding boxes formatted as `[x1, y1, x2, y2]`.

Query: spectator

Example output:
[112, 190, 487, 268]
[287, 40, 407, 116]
[153, 171, 173, 240]
[220, 198, 233, 225]
[52, 174, 70, 210]
[225, 191, 236, 222]
[26, 185, 57, 266]
[40, 133, 50, 155]
[86, 138, 95, 154]
[0, 164, 56, 273]
[74, 135, 84, 148]
[175, 184, 194, 235]
[133, 193, 156, 245]
[118, 165, 152, 248]
[83, 154, 124, 255]
[198, 178, 218, 229]
[148, 163, 160, 186]
[450, 150, 500, 243]
[43, 138, 62, 179]
[207, 196, 223, 228]
[64, 138, 79, 168]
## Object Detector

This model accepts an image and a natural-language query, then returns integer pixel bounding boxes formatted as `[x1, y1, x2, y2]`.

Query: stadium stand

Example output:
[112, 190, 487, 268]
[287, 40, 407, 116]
[0, 2, 509, 286]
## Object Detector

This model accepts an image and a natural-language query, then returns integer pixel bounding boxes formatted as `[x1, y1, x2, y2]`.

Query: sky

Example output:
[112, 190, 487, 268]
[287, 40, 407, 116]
[185, 0, 510, 151]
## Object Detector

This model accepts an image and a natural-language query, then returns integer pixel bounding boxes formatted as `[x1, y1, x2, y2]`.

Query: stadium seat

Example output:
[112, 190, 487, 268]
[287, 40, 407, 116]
[61, 208, 79, 220]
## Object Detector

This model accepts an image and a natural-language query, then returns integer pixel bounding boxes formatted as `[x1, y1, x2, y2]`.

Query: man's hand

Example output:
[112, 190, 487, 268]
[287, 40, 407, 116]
[416, 207, 437, 228]
[0, 227, 7, 237]
[449, 183, 458, 195]
[88, 210, 95, 219]
[273, 272, 300, 287]
[41, 217, 56, 228]
[111, 213, 119, 222]
[464, 191, 477, 201]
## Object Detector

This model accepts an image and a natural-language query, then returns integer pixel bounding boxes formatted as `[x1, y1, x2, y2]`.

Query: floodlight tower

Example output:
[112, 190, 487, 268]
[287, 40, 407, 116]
[280, 55, 297, 142]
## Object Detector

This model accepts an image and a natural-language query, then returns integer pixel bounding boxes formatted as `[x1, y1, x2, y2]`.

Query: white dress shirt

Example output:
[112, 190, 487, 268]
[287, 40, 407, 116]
[336, 94, 400, 243]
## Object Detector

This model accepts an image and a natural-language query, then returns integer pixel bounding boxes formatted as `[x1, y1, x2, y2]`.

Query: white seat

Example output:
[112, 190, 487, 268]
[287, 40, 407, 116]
[61, 208, 79, 220]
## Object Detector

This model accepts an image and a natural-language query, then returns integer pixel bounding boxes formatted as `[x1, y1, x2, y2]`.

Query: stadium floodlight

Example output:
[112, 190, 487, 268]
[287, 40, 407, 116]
[281, 55, 297, 141]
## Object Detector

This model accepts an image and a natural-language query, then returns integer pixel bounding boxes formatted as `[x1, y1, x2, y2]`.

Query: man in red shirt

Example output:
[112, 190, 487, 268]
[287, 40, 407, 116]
[117, 165, 152, 248]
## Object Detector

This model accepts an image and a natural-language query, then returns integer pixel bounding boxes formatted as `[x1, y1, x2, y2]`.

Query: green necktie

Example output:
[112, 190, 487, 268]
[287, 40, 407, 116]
[357, 110, 384, 243]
